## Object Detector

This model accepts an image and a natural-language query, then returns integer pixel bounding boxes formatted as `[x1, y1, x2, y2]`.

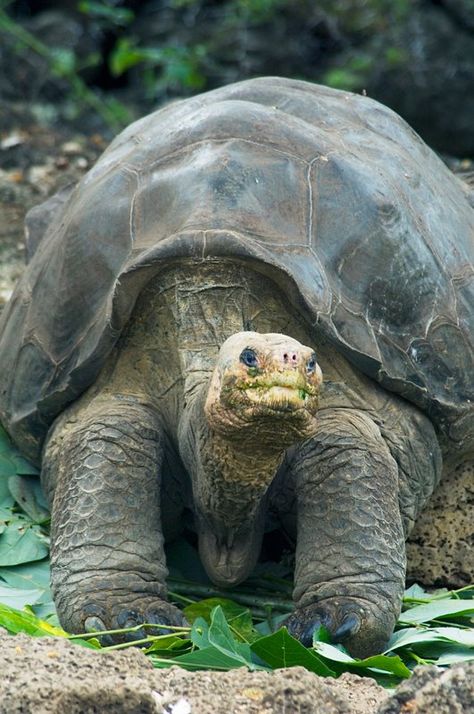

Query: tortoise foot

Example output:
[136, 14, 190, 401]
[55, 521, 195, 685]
[64, 595, 187, 645]
[286, 596, 392, 658]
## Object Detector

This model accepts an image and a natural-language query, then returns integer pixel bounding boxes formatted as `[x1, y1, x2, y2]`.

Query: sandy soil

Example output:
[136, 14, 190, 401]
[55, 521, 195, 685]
[0, 631, 388, 714]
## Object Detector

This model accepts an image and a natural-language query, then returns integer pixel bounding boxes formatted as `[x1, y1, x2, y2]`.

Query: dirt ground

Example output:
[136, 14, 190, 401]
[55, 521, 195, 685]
[0, 630, 389, 714]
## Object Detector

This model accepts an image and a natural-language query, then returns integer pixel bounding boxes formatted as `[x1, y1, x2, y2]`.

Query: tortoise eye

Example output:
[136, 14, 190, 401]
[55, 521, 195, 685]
[307, 353, 317, 373]
[240, 348, 258, 368]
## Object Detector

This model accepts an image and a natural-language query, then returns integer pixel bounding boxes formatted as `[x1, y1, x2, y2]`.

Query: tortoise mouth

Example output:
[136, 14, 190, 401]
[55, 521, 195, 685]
[242, 382, 316, 410]
[234, 370, 319, 411]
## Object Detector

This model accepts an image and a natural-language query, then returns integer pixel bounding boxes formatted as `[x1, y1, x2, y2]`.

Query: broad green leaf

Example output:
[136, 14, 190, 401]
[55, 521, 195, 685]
[435, 649, 474, 665]
[0, 602, 68, 637]
[313, 641, 411, 679]
[0, 496, 15, 527]
[207, 606, 256, 668]
[151, 645, 260, 671]
[184, 598, 257, 642]
[163, 608, 262, 671]
[432, 627, 474, 647]
[0, 472, 10, 503]
[0, 558, 51, 592]
[31, 600, 58, 623]
[190, 617, 210, 649]
[144, 633, 192, 655]
[0, 583, 44, 609]
[251, 627, 335, 677]
[0, 522, 49, 565]
[386, 626, 474, 652]
[399, 600, 474, 624]
[9, 454, 39, 477]
[8, 475, 49, 522]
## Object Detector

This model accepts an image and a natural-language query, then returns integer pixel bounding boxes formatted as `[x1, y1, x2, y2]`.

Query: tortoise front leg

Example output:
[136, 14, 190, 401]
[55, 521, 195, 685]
[286, 409, 405, 657]
[42, 396, 185, 640]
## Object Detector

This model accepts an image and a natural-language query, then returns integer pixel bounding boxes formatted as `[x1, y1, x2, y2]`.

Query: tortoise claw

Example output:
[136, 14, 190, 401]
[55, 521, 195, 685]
[84, 615, 114, 646]
[333, 612, 361, 642]
[286, 600, 366, 652]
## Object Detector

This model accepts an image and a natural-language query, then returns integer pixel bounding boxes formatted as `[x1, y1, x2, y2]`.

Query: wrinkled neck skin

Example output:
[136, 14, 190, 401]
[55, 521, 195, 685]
[178, 383, 284, 588]
[169, 261, 317, 587]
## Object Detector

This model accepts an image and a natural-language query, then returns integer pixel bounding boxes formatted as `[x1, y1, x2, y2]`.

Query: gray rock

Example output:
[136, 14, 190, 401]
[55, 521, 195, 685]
[378, 663, 474, 714]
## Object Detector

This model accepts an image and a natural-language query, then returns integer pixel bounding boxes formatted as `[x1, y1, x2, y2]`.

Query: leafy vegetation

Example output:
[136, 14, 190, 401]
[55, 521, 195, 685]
[0, 0, 414, 131]
[0, 423, 473, 684]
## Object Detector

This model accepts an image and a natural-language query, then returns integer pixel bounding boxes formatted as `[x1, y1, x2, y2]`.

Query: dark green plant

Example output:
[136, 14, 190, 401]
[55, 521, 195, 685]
[0, 0, 131, 130]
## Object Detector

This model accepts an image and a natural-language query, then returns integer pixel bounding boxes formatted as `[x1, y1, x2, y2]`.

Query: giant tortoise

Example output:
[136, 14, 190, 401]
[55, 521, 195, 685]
[0, 77, 472, 657]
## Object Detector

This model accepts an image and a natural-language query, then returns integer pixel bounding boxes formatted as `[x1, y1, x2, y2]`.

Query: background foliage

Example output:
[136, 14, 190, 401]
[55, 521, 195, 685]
[1, 0, 474, 152]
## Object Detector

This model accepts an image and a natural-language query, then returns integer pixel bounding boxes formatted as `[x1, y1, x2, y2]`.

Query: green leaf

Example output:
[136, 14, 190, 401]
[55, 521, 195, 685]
[10, 454, 39, 477]
[78, 1, 134, 26]
[432, 627, 474, 647]
[109, 38, 148, 76]
[403, 583, 430, 600]
[399, 600, 474, 625]
[0, 558, 51, 592]
[8, 475, 49, 522]
[0, 583, 45, 609]
[386, 626, 474, 652]
[184, 598, 258, 642]
[190, 617, 210, 649]
[144, 633, 192, 655]
[0, 602, 68, 637]
[151, 645, 256, 671]
[0, 496, 14, 524]
[155, 607, 262, 672]
[251, 627, 335, 677]
[313, 641, 411, 679]
[0, 521, 49, 565]
[31, 600, 58, 624]
[436, 649, 474, 665]
[207, 606, 257, 668]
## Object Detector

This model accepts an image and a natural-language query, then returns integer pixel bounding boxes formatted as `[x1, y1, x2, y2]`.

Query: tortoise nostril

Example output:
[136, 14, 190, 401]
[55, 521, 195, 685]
[283, 352, 298, 365]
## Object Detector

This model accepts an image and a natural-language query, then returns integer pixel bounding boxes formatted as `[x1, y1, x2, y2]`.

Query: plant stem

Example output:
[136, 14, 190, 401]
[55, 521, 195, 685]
[168, 579, 293, 612]
[68, 622, 191, 640]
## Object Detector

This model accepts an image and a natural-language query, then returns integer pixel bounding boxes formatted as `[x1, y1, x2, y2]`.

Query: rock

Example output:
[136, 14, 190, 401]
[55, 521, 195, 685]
[407, 459, 474, 587]
[0, 632, 388, 714]
[377, 663, 474, 713]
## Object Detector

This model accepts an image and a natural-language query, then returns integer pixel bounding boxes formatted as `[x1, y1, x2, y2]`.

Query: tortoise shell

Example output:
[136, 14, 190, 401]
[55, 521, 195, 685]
[0, 77, 472, 462]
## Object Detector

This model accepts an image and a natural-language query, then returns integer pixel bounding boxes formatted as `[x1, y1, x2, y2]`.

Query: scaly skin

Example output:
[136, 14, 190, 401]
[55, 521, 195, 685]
[40, 263, 442, 653]
[286, 409, 406, 657]
[42, 397, 185, 640]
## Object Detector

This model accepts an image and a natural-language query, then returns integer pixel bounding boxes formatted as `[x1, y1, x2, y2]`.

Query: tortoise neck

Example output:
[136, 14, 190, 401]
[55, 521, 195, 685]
[178, 385, 282, 586]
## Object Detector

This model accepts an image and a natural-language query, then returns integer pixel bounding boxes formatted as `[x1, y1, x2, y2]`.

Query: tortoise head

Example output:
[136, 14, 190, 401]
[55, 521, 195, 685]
[204, 332, 322, 451]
